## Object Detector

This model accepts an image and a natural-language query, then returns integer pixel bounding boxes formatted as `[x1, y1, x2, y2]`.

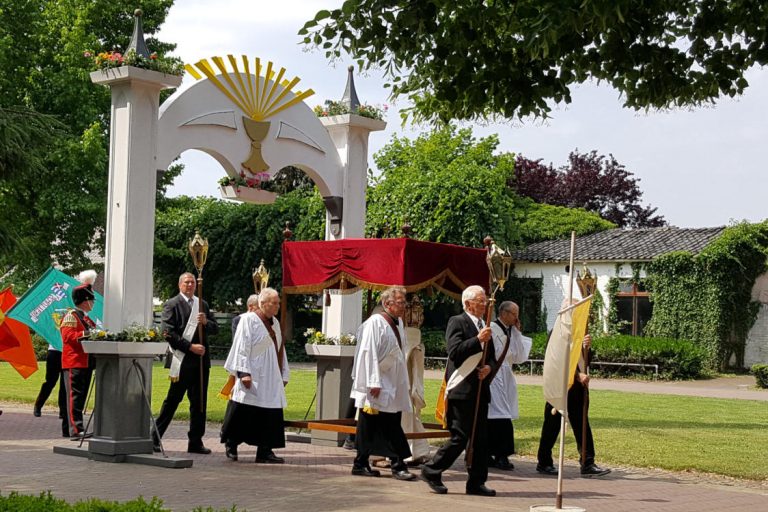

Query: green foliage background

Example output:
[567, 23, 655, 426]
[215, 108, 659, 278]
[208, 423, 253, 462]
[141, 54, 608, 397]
[645, 221, 768, 369]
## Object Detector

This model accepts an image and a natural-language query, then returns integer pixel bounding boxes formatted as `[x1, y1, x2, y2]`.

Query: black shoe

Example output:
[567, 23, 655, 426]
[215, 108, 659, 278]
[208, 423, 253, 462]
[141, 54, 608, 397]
[225, 445, 238, 461]
[351, 466, 381, 477]
[69, 432, 93, 441]
[536, 464, 558, 476]
[33, 406, 42, 417]
[188, 445, 212, 455]
[466, 484, 496, 497]
[392, 469, 416, 481]
[490, 457, 514, 471]
[342, 438, 356, 450]
[153, 444, 161, 453]
[420, 468, 447, 494]
[255, 452, 284, 464]
[581, 464, 611, 477]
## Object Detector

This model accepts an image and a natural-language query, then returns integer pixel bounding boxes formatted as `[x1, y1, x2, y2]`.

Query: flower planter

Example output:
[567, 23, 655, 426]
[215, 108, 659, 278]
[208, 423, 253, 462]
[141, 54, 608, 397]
[219, 185, 277, 204]
[304, 343, 357, 447]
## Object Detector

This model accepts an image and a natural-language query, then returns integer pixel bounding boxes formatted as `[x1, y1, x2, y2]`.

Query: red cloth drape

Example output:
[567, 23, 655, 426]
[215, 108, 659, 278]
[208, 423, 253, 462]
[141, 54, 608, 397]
[282, 238, 489, 299]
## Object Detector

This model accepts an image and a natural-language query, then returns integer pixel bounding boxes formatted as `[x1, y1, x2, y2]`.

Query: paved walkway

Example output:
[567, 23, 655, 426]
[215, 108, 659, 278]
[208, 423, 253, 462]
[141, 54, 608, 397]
[0, 404, 766, 512]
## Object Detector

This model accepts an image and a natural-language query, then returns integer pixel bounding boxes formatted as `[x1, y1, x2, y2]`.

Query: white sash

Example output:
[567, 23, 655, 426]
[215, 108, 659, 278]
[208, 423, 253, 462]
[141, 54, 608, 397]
[169, 295, 199, 382]
[445, 352, 483, 394]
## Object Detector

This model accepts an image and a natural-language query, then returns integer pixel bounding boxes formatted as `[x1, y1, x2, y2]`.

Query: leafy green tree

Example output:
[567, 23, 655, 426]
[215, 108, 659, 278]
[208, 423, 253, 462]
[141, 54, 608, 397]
[153, 189, 325, 308]
[367, 126, 522, 248]
[0, 0, 176, 288]
[518, 202, 615, 245]
[302, 1, 768, 123]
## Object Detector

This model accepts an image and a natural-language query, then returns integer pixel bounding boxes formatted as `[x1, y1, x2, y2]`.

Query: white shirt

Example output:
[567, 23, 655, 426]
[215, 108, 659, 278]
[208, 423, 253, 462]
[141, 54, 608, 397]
[488, 322, 532, 419]
[224, 312, 290, 409]
[350, 314, 412, 413]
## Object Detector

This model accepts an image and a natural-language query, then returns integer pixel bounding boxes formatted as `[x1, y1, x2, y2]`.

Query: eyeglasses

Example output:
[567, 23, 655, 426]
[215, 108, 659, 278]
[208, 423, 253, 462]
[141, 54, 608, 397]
[390, 300, 407, 305]
[469, 299, 488, 305]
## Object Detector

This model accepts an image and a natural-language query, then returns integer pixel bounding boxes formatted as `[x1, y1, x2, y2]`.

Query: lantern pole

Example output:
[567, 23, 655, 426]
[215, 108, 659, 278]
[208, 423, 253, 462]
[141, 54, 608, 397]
[188, 231, 209, 412]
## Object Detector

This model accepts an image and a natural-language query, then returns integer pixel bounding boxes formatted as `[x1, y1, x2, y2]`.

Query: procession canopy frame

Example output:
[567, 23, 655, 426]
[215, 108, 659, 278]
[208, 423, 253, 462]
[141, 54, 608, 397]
[282, 237, 490, 299]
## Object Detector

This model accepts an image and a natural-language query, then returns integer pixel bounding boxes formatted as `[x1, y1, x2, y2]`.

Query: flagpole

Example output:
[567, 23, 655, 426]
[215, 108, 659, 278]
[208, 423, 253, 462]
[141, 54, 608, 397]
[555, 231, 576, 509]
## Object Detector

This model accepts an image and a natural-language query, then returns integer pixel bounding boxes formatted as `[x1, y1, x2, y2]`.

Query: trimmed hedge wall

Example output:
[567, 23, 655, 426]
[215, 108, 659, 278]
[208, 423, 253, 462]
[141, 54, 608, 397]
[528, 332, 706, 380]
[0, 492, 239, 511]
[752, 364, 768, 389]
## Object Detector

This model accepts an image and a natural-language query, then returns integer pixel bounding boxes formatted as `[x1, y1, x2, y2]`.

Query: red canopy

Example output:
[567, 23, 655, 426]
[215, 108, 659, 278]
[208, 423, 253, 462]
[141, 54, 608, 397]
[282, 238, 489, 299]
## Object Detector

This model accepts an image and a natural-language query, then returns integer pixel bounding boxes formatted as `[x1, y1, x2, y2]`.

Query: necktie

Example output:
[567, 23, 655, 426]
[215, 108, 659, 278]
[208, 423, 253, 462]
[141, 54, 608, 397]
[477, 319, 484, 331]
[188, 298, 194, 308]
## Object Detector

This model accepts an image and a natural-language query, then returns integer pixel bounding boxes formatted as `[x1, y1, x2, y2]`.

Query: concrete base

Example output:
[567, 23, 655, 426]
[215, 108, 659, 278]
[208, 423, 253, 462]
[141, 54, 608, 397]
[285, 432, 312, 444]
[53, 445, 193, 468]
[530, 506, 586, 512]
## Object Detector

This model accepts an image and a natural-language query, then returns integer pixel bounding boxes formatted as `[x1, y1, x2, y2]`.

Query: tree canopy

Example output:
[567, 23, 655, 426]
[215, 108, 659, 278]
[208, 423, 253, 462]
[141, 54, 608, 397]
[0, 0, 176, 288]
[513, 150, 665, 228]
[302, 1, 768, 123]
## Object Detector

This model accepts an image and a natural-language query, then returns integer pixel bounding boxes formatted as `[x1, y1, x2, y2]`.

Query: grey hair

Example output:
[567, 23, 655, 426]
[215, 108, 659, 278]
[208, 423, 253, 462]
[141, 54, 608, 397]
[258, 287, 279, 306]
[498, 301, 518, 314]
[246, 294, 260, 308]
[380, 286, 406, 306]
[461, 285, 486, 310]
[178, 272, 195, 283]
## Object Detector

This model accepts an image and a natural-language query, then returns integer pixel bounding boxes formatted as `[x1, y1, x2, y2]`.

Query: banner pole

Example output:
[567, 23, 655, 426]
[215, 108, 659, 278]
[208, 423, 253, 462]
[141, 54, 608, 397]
[555, 231, 577, 509]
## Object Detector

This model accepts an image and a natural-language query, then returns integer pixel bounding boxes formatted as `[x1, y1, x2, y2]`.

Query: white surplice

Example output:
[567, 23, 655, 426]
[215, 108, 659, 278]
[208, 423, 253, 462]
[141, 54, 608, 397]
[350, 314, 412, 414]
[489, 322, 532, 420]
[224, 311, 289, 409]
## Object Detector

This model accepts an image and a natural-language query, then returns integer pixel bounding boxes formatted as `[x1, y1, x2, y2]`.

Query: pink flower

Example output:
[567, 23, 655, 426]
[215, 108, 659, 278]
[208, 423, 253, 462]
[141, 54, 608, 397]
[150, 52, 158, 60]
[110, 52, 123, 63]
[83, 51, 92, 58]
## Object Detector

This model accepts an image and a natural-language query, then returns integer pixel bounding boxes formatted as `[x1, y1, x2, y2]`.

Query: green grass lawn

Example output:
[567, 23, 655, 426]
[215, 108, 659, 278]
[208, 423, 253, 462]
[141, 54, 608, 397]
[2, 362, 766, 480]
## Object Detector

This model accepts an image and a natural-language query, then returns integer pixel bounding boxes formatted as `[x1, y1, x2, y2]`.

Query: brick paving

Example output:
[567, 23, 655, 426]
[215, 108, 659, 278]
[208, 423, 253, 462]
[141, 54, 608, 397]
[1, 405, 765, 512]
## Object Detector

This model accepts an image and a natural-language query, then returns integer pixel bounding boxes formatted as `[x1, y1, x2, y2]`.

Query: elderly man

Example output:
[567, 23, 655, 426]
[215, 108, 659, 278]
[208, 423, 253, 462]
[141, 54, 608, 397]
[421, 285, 498, 496]
[350, 286, 416, 481]
[154, 272, 219, 454]
[220, 288, 289, 463]
[488, 301, 532, 470]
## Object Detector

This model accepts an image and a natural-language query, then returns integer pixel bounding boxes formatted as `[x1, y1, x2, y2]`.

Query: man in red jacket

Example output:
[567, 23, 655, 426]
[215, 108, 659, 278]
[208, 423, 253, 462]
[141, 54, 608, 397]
[60, 283, 96, 439]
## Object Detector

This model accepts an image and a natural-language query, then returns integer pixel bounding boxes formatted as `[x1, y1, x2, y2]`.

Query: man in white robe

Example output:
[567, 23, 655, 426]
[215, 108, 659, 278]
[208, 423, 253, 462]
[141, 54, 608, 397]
[220, 288, 289, 463]
[350, 286, 416, 481]
[488, 301, 532, 470]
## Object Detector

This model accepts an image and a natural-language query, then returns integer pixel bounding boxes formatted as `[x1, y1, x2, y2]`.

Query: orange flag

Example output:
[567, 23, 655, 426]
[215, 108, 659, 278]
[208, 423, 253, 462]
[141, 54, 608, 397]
[0, 288, 38, 378]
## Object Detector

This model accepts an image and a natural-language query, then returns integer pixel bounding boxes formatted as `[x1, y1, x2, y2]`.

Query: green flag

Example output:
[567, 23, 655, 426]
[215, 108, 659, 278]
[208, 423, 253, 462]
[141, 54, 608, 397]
[6, 267, 104, 350]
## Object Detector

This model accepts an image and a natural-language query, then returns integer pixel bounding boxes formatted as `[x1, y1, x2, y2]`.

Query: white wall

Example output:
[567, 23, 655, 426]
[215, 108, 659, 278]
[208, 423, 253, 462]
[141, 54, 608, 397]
[513, 261, 645, 331]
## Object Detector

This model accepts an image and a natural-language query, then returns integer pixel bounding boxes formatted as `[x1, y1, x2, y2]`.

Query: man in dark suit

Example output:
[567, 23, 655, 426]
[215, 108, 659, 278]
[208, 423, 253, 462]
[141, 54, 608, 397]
[421, 285, 499, 497]
[154, 272, 218, 454]
[231, 294, 259, 338]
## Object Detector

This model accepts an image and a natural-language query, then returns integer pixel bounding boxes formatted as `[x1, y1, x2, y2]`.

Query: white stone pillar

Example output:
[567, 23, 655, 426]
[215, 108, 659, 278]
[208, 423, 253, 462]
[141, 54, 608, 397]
[320, 114, 386, 337]
[91, 67, 182, 331]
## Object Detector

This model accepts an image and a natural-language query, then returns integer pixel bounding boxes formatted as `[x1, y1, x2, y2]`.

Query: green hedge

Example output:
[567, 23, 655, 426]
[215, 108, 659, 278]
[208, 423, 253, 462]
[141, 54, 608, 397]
[0, 492, 239, 511]
[752, 364, 768, 389]
[528, 332, 706, 380]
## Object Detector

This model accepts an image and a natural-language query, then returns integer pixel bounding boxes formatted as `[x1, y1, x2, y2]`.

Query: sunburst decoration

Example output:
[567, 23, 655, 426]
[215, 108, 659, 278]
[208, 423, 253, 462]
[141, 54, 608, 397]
[185, 55, 314, 121]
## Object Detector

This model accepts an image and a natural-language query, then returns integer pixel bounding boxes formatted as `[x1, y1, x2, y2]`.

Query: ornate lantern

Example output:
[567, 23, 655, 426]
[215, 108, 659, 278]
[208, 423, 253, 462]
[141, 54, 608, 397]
[486, 238, 513, 293]
[576, 264, 597, 297]
[404, 294, 424, 328]
[252, 259, 270, 294]
[187, 230, 209, 275]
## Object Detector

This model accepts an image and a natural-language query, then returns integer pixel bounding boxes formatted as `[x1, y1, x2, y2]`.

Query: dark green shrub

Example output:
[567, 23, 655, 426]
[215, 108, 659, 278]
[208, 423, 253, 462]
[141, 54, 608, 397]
[421, 329, 447, 358]
[752, 364, 768, 389]
[32, 334, 48, 361]
[0, 492, 241, 511]
[526, 332, 706, 379]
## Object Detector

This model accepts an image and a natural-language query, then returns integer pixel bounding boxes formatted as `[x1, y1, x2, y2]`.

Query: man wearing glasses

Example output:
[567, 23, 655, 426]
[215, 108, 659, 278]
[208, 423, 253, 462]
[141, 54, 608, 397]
[349, 286, 416, 481]
[421, 285, 498, 496]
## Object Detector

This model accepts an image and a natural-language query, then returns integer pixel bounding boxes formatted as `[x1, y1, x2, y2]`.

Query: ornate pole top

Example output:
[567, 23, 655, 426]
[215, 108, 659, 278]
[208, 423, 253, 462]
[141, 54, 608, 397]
[127, 8, 150, 58]
[341, 65, 361, 113]
[283, 221, 293, 240]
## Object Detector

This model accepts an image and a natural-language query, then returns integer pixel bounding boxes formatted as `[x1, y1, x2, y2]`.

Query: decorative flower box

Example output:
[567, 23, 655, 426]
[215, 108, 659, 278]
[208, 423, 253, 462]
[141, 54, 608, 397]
[219, 185, 277, 204]
[82, 340, 167, 356]
[304, 343, 357, 358]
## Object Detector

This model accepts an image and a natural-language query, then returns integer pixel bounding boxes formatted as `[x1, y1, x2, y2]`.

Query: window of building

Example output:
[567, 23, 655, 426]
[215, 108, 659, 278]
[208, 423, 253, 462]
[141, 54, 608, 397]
[614, 280, 651, 336]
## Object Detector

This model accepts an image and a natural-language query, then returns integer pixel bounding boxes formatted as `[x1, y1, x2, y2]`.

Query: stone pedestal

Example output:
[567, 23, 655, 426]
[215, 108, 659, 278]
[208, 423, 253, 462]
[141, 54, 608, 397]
[53, 341, 191, 468]
[305, 343, 356, 446]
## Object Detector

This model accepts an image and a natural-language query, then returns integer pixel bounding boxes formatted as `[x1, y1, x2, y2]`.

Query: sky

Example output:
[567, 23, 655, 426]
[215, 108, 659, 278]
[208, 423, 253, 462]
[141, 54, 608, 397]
[159, 0, 768, 229]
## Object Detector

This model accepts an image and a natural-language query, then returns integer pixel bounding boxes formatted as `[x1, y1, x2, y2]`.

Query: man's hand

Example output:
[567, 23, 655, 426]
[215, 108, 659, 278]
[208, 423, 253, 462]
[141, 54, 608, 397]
[197, 312, 207, 326]
[478, 326, 492, 343]
[477, 365, 491, 380]
[189, 344, 206, 356]
[369, 387, 381, 398]
[578, 372, 590, 387]
[241, 375, 252, 389]
[582, 334, 592, 350]
[513, 318, 522, 331]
